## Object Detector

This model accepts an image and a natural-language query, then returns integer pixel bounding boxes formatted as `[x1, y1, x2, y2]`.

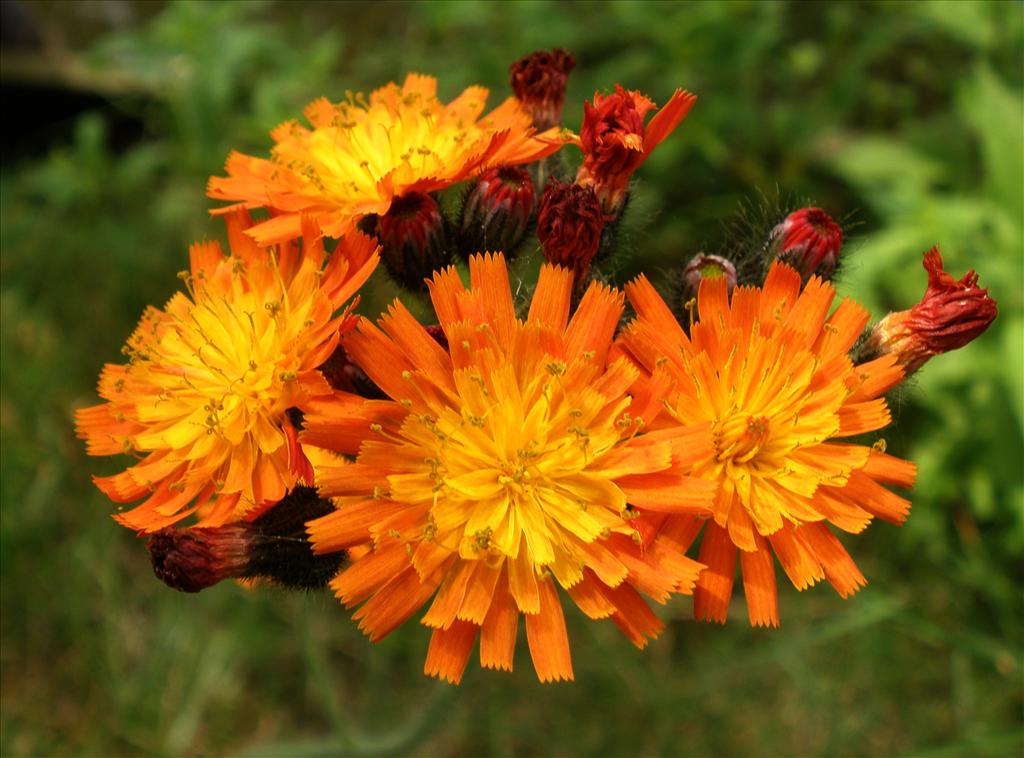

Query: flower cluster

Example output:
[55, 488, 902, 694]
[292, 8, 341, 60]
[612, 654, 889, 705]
[79, 50, 997, 684]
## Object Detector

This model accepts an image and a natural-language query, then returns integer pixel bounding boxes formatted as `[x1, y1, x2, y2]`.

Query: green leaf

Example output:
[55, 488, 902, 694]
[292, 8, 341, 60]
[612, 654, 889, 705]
[957, 64, 1024, 226]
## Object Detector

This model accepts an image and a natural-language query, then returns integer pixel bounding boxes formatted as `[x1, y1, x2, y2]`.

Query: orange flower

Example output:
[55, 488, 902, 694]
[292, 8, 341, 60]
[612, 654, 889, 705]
[75, 211, 379, 532]
[302, 254, 715, 683]
[617, 262, 917, 626]
[208, 74, 565, 246]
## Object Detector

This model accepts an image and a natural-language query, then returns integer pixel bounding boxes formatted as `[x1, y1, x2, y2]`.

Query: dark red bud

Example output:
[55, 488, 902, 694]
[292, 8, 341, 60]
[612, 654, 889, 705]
[460, 166, 535, 258]
[536, 180, 605, 276]
[424, 324, 449, 350]
[318, 342, 387, 399]
[509, 48, 575, 130]
[149, 524, 251, 593]
[376, 193, 449, 292]
[147, 486, 345, 592]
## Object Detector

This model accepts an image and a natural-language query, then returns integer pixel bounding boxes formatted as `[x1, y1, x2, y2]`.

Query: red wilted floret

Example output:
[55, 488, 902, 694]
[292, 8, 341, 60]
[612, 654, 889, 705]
[906, 247, 998, 355]
[868, 246, 998, 374]
[576, 85, 696, 215]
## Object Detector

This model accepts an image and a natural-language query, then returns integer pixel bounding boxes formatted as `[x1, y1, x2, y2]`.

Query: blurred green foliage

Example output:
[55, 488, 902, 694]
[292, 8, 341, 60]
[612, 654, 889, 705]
[2, 1, 1021, 755]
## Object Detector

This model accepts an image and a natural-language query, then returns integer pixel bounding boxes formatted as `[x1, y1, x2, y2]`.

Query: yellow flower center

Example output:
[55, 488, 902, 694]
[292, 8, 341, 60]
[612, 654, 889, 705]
[276, 87, 491, 208]
[670, 324, 858, 533]
[714, 412, 771, 463]
[388, 358, 630, 579]
[129, 264, 314, 452]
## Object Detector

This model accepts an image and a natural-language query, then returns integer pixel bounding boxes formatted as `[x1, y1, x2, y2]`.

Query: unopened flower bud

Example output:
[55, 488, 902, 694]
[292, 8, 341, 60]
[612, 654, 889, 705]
[460, 166, 535, 257]
[683, 253, 738, 299]
[318, 342, 387, 399]
[149, 523, 251, 593]
[576, 85, 696, 216]
[771, 207, 843, 280]
[424, 324, 449, 350]
[148, 486, 345, 592]
[866, 247, 997, 375]
[536, 179, 604, 275]
[376, 192, 449, 292]
[509, 48, 575, 130]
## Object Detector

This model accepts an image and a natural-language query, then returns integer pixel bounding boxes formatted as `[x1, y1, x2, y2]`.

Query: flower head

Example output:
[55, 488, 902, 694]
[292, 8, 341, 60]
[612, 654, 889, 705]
[302, 254, 714, 683]
[459, 165, 536, 258]
[208, 74, 565, 246]
[575, 85, 697, 214]
[374, 191, 449, 292]
[509, 48, 575, 130]
[75, 211, 379, 532]
[867, 247, 997, 374]
[536, 179, 604, 276]
[772, 207, 844, 280]
[618, 262, 917, 626]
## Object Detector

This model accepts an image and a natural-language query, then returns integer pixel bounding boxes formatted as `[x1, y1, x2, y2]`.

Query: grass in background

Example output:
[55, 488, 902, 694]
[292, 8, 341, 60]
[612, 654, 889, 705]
[2, 1, 1021, 755]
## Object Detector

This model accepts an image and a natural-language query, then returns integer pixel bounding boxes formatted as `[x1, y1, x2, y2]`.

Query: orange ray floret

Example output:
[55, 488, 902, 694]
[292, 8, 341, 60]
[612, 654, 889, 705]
[208, 74, 566, 246]
[617, 261, 917, 627]
[303, 253, 715, 684]
[75, 211, 379, 532]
